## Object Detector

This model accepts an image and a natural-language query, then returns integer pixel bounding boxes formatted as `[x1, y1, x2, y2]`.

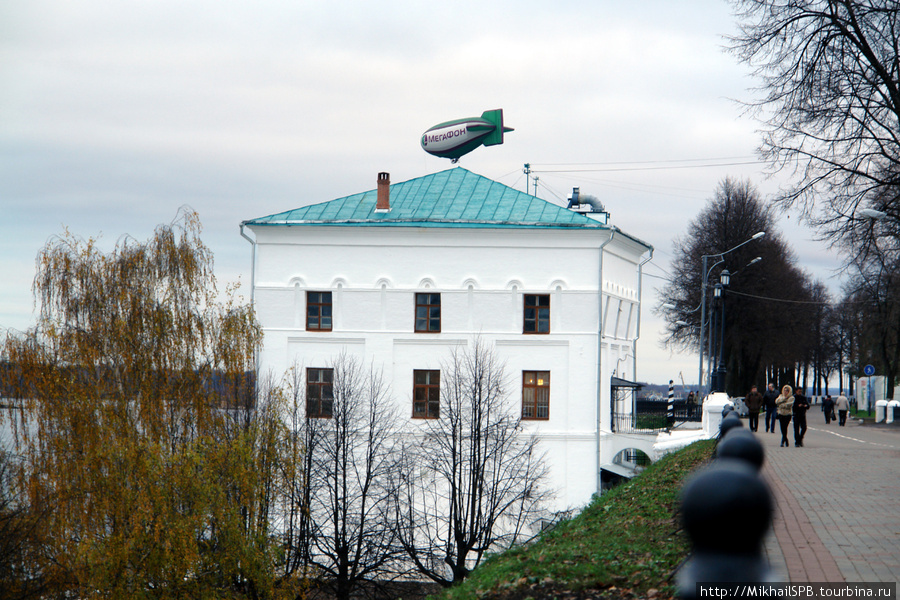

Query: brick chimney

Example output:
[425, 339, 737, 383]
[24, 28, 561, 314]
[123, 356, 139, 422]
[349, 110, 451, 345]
[376, 172, 390, 212]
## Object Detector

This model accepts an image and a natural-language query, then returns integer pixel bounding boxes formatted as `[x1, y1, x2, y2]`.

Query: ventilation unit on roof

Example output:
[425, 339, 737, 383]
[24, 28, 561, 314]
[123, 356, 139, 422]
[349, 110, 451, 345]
[566, 187, 609, 223]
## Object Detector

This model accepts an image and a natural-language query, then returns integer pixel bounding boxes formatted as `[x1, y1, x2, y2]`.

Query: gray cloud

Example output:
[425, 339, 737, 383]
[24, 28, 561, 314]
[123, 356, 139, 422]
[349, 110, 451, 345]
[0, 0, 842, 383]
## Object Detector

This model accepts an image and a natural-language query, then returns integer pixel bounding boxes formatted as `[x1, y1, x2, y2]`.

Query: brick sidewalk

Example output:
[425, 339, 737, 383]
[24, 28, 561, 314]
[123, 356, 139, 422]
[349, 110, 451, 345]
[756, 418, 900, 583]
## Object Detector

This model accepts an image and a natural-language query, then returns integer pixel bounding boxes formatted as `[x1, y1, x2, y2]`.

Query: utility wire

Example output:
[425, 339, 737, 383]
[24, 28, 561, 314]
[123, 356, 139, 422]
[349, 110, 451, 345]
[643, 272, 670, 281]
[529, 156, 756, 167]
[726, 289, 836, 305]
[535, 180, 569, 205]
[532, 161, 760, 174]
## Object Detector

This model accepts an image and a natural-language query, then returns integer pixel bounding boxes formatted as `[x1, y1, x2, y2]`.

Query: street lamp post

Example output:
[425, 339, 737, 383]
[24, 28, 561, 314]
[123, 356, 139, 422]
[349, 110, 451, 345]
[697, 233, 765, 400]
[713, 270, 730, 393]
[710, 282, 722, 383]
[714, 283, 724, 391]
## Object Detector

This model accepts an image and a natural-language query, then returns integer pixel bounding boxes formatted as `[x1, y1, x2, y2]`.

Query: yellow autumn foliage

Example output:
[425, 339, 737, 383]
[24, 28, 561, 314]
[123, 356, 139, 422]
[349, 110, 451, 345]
[2, 209, 291, 599]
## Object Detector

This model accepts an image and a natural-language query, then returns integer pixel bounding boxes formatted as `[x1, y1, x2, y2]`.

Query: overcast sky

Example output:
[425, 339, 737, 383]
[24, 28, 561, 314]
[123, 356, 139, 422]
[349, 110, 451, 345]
[0, 0, 845, 386]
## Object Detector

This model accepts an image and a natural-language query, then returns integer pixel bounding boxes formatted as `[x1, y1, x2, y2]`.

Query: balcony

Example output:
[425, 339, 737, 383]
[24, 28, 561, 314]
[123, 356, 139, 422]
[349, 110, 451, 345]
[610, 377, 701, 434]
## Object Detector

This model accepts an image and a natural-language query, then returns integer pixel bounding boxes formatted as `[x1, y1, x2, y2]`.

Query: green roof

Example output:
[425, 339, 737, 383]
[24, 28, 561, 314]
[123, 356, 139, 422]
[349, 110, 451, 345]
[243, 167, 608, 230]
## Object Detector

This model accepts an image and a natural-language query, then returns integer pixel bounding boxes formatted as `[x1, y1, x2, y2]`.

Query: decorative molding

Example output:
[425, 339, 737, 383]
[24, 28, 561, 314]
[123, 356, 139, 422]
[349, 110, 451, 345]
[462, 277, 479, 290]
[375, 277, 393, 289]
[550, 279, 568, 291]
[603, 281, 637, 299]
[506, 279, 523, 291]
[393, 338, 467, 347]
[287, 336, 366, 345]
[495, 339, 569, 347]
[388, 429, 597, 443]
[515, 431, 597, 442]
[288, 276, 306, 288]
[418, 277, 436, 289]
[331, 277, 348, 289]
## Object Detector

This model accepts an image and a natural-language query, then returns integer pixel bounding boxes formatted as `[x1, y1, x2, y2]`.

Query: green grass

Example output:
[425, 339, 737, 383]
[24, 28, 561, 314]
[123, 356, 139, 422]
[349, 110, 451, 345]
[435, 439, 716, 600]
[634, 414, 669, 430]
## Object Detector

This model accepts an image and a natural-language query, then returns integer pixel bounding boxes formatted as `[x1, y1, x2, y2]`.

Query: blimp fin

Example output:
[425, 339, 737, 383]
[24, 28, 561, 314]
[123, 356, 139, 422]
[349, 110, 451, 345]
[480, 109, 513, 147]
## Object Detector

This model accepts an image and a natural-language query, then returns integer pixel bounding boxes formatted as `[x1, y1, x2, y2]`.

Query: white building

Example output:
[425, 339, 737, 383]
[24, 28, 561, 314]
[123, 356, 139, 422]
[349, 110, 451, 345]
[240, 167, 653, 511]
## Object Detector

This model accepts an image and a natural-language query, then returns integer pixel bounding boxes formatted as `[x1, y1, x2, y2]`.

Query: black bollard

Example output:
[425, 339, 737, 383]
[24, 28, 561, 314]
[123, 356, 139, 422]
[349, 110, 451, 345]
[719, 411, 743, 439]
[677, 459, 775, 598]
[717, 429, 765, 472]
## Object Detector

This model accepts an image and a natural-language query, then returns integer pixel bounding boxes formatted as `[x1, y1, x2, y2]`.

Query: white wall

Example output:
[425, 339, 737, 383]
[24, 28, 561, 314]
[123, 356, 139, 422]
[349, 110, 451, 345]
[248, 223, 648, 511]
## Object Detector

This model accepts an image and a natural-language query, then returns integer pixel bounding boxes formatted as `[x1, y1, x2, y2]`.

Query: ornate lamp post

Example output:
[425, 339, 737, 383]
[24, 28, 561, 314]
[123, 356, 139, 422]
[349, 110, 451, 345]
[713, 270, 730, 393]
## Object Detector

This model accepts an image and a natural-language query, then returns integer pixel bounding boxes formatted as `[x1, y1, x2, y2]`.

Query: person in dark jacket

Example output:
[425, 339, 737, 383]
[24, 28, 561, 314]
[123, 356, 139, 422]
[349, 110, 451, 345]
[744, 385, 764, 432]
[763, 383, 778, 433]
[793, 387, 810, 447]
[822, 395, 835, 424]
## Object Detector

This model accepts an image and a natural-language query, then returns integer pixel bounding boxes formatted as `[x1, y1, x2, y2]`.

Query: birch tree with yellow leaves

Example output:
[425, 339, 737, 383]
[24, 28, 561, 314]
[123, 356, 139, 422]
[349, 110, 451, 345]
[2, 209, 285, 599]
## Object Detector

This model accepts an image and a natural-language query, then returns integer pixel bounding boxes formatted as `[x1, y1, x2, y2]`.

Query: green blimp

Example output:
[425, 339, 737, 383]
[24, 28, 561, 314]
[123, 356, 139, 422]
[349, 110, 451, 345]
[421, 109, 514, 162]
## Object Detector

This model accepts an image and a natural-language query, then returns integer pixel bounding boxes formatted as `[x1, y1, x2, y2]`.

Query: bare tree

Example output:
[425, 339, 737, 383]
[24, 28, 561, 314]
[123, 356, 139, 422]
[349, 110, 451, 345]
[658, 177, 814, 394]
[819, 304, 847, 394]
[843, 246, 900, 398]
[395, 338, 549, 587]
[796, 279, 833, 394]
[829, 296, 859, 394]
[836, 200, 900, 397]
[272, 363, 316, 593]
[293, 353, 405, 600]
[728, 0, 900, 246]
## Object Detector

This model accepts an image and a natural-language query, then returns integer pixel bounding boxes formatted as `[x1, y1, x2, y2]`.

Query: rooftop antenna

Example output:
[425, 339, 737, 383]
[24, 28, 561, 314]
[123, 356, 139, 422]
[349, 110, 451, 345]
[523, 163, 540, 196]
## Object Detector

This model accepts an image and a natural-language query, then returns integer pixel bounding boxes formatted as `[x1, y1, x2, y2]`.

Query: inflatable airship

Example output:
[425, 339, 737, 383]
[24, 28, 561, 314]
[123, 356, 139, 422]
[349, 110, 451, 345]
[421, 109, 513, 162]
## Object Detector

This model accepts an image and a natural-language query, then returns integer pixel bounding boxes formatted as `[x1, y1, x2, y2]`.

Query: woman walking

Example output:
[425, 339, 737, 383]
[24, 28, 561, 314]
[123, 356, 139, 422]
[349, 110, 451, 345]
[775, 384, 795, 447]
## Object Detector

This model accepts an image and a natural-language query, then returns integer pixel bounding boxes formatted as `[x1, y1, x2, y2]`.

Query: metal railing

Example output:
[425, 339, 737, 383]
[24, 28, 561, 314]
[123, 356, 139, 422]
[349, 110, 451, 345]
[610, 398, 702, 434]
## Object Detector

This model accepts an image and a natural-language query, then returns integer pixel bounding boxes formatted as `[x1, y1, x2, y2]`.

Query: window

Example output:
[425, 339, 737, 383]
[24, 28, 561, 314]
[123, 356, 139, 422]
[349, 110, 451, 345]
[413, 370, 440, 418]
[307, 368, 334, 418]
[307, 291, 333, 331]
[522, 371, 550, 420]
[523, 294, 550, 334]
[415, 293, 441, 333]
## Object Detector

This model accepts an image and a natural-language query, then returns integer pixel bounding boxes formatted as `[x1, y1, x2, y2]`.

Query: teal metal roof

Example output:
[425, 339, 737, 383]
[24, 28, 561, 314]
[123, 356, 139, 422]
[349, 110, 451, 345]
[243, 167, 608, 230]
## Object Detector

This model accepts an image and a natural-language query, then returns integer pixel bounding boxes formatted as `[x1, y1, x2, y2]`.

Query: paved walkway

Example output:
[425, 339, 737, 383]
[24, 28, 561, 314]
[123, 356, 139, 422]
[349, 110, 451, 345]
[755, 416, 900, 583]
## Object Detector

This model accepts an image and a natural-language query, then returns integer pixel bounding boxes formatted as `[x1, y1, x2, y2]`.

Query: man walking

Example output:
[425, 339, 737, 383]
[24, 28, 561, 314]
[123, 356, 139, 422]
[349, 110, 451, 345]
[745, 385, 763, 432]
[836, 393, 850, 426]
[763, 383, 778, 433]
[793, 386, 810, 447]
[822, 395, 835, 424]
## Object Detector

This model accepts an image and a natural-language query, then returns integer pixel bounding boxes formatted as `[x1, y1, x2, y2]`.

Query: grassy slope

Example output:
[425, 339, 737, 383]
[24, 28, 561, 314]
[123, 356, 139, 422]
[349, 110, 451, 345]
[438, 439, 716, 600]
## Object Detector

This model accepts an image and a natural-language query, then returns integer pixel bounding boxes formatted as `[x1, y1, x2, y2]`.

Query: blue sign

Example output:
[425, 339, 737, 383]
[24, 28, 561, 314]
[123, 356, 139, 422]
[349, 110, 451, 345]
[864, 364, 875, 376]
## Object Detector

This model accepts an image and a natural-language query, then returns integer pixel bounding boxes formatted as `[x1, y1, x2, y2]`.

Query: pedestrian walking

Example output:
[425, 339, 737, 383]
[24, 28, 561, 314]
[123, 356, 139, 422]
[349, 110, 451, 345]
[763, 383, 778, 433]
[822, 395, 835, 424]
[686, 391, 696, 419]
[793, 387, 810, 447]
[776, 384, 794, 447]
[744, 385, 763, 432]
[836, 393, 850, 426]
